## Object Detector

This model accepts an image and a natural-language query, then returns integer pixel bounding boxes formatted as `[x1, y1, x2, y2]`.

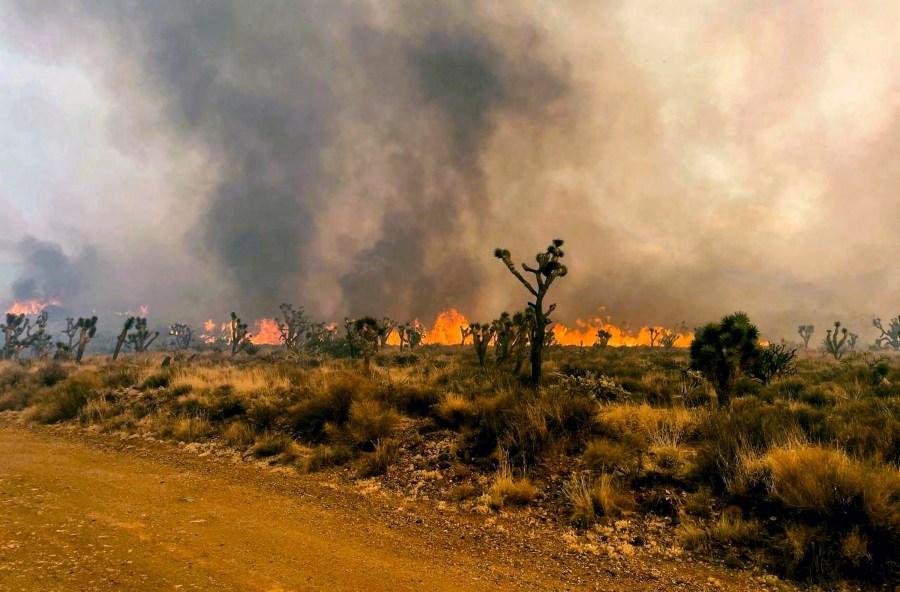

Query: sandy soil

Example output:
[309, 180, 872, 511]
[0, 419, 798, 592]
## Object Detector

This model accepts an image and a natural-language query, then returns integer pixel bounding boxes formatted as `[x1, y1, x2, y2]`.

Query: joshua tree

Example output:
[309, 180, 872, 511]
[169, 323, 193, 351]
[113, 317, 136, 361]
[343, 317, 359, 358]
[29, 311, 52, 358]
[660, 322, 687, 350]
[848, 332, 860, 350]
[494, 239, 568, 385]
[127, 317, 159, 353]
[823, 321, 850, 360]
[509, 310, 534, 374]
[276, 303, 310, 351]
[352, 316, 381, 372]
[460, 325, 473, 345]
[229, 312, 251, 357]
[1, 313, 31, 360]
[492, 312, 513, 364]
[469, 322, 494, 367]
[74, 316, 98, 364]
[378, 317, 396, 348]
[797, 325, 815, 349]
[595, 328, 612, 348]
[648, 327, 662, 348]
[689, 312, 761, 405]
[873, 316, 900, 351]
[397, 322, 424, 350]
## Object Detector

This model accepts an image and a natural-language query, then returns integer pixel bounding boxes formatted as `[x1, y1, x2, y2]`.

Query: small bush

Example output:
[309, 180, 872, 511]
[433, 393, 477, 427]
[30, 374, 98, 424]
[564, 473, 631, 526]
[347, 399, 400, 448]
[222, 421, 256, 448]
[285, 377, 357, 439]
[357, 439, 400, 477]
[387, 384, 441, 417]
[487, 465, 537, 509]
[250, 432, 292, 458]
[37, 362, 69, 387]
[303, 444, 354, 473]
[172, 417, 212, 442]
[581, 438, 636, 474]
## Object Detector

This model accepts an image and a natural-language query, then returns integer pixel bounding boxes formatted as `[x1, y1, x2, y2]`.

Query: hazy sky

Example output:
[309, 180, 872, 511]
[0, 1, 897, 340]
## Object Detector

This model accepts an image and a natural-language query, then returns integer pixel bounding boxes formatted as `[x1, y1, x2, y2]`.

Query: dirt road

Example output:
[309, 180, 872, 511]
[0, 422, 788, 592]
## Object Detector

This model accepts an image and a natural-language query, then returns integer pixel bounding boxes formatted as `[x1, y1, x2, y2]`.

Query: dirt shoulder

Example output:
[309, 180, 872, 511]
[0, 416, 796, 592]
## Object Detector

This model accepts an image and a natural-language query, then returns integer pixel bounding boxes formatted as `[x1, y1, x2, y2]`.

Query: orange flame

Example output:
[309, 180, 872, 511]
[552, 318, 693, 347]
[423, 308, 469, 345]
[253, 318, 281, 345]
[5, 299, 60, 315]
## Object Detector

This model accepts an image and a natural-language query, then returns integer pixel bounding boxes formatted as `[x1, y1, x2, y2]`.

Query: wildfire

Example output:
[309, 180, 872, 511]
[553, 317, 693, 347]
[5, 299, 60, 315]
[253, 318, 281, 345]
[423, 308, 469, 345]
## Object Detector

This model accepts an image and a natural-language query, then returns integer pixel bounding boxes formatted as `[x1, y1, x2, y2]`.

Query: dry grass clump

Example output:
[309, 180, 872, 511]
[487, 464, 537, 509]
[448, 483, 478, 502]
[564, 473, 632, 526]
[222, 421, 256, 448]
[581, 438, 636, 475]
[303, 444, 354, 473]
[678, 510, 762, 551]
[433, 393, 477, 427]
[170, 365, 291, 395]
[357, 439, 400, 477]
[27, 373, 100, 424]
[171, 416, 213, 442]
[347, 399, 400, 448]
[598, 403, 700, 445]
[250, 431, 292, 458]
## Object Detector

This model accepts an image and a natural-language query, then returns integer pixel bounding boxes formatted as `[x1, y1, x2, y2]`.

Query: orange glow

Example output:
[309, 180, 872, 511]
[423, 308, 469, 345]
[253, 318, 281, 345]
[553, 317, 693, 348]
[5, 298, 60, 315]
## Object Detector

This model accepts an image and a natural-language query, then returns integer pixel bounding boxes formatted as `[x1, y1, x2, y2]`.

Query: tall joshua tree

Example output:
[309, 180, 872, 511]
[469, 322, 494, 367]
[128, 317, 159, 353]
[459, 325, 473, 346]
[276, 303, 309, 351]
[74, 316, 98, 364]
[873, 316, 900, 351]
[797, 325, 815, 349]
[823, 321, 849, 360]
[494, 239, 568, 385]
[229, 312, 251, 357]
[352, 316, 381, 372]
[379, 317, 397, 348]
[169, 323, 193, 351]
[113, 317, 136, 361]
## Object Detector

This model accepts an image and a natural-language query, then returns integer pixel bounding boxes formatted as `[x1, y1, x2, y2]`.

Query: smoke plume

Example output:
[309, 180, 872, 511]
[0, 1, 897, 340]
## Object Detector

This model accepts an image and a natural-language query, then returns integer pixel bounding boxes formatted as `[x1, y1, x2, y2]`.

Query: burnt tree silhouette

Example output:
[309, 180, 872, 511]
[494, 239, 568, 385]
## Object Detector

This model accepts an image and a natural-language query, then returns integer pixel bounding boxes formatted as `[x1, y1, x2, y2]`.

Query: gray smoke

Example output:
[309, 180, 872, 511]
[1, 1, 898, 341]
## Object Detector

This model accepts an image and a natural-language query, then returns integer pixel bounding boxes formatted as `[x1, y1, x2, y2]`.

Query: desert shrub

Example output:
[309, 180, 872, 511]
[347, 399, 400, 448]
[202, 386, 247, 420]
[140, 370, 172, 390]
[433, 393, 477, 427]
[250, 432, 292, 458]
[303, 444, 353, 472]
[748, 344, 798, 385]
[736, 444, 900, 582]
[285, 376, 359, 439]
[248, 396, 286, 432]
[690, 312, 762, 405]
[171, 417, 212, 442]
[385, 383, 440, 417]
[222, 421, 256, 448]
[357, 438, 400, 477]
[678, 511, 763, 551]
[564, 473, 631, 526]
[100, 363, 143, 389]
[37, 362, 69, 387]
[487, 464, 537, 509]
[581, 438, 636, 475]
[448, 483, 478, 502]
[30, 374, 99, 424]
